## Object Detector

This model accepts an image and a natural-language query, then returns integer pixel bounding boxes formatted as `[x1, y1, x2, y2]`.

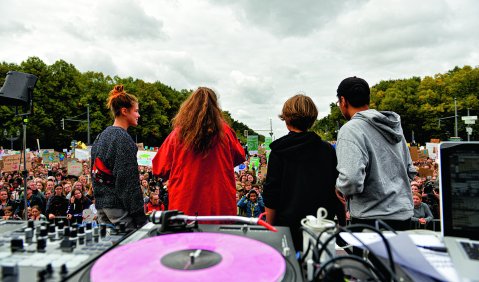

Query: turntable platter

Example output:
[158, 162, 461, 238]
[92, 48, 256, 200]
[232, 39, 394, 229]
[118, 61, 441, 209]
[91, 232, 286, 281]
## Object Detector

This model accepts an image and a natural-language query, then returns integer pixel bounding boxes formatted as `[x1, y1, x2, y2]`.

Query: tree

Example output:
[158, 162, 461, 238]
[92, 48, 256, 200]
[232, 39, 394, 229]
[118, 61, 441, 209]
[0, 57, 260, 150]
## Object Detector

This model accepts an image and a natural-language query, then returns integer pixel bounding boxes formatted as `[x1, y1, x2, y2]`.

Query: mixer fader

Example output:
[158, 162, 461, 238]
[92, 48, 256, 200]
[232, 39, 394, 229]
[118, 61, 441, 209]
[0, 220, 131, 282]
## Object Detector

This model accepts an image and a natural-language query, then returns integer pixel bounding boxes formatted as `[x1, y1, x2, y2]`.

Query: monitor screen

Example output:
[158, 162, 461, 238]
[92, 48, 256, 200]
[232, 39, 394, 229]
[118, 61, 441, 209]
[440, 142, 479, 239]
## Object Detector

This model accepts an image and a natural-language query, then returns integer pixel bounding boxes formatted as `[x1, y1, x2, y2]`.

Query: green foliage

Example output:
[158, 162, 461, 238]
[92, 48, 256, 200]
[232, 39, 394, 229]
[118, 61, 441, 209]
[317, 66, 479, 144]
[0, 57, 257, 150]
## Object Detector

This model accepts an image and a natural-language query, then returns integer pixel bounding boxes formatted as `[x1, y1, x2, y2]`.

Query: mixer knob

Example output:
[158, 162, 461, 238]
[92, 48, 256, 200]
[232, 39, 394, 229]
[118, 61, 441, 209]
[37, 238, 47, 251]
[11, 238, 24, 252]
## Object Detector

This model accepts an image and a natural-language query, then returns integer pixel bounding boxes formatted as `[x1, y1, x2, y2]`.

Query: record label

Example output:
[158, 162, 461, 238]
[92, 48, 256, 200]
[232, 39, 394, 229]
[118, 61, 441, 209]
[91, 232, 286, 282]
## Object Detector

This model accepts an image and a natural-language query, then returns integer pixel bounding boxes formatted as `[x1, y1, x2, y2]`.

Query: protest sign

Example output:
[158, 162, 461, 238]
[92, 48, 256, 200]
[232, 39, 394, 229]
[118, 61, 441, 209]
[75, 149, 91, 161]
[19, 155, 33, 171]
[260, 166, 268, 179]
[247, 135, 259, 155]
[418, 167, 434, 177]
[27, 152, 35, 162]
[67, 160, 83, 176]
[425, 143, 440, 160]
[409, 147, 419, 161]
[2, 154, 21, 172]
[249, 157, 260, 171]
[264, 136, 272, 151]
[418, 149, 429, 160]
[42, 151, 59, 164]
[137, 150, 157, 167]
[82, 209, 95, 222]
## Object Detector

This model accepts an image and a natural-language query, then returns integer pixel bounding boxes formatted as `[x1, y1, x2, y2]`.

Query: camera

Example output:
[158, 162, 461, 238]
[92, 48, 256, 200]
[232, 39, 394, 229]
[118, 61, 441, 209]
[423, 181, 435, 194]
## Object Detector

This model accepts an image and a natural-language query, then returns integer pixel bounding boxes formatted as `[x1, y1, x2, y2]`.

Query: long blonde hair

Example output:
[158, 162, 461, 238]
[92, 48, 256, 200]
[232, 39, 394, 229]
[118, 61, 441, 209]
[172, 87, 224, 154]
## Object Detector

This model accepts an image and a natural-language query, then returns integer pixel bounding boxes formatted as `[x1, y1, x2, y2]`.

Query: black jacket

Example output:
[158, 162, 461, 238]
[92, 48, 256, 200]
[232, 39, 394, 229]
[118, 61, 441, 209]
[262, 131, 345, 250]
[46, 195, 69, 217]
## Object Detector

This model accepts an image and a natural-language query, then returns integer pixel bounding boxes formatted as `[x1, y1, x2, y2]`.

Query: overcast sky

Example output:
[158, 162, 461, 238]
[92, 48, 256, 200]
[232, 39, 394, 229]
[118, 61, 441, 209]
[1, 0, 478, 138]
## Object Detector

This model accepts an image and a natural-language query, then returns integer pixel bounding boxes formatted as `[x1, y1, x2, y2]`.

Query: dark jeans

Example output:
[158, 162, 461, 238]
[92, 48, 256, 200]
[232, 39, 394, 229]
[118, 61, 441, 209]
[97, 208, 134, 229]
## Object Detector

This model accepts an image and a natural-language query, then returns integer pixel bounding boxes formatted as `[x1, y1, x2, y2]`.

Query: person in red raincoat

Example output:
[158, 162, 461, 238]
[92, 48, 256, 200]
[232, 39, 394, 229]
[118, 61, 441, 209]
[152, 87, 245, 217]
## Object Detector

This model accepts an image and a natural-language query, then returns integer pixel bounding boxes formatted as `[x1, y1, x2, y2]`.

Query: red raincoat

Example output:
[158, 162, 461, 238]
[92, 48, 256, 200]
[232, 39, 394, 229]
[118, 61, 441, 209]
[152, 123, 245, 217]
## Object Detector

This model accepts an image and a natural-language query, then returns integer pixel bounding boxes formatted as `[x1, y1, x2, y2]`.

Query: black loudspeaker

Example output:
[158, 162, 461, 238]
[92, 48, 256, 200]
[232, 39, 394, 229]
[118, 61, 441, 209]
[0, 71, 38, 106]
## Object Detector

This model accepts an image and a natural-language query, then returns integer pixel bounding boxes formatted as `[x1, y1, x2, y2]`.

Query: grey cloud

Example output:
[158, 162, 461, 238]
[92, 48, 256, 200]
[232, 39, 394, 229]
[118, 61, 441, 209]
[62, 0, 166, 41]
[128, 51, 217, 88]
[230, 71, 276, 104]
[97, 0, 165, 40]
[0, 21, 30, 36]
[63, 21, 95, 42]
[167, 57, 216, 86]
[66, 51, 118, 76]
[212, 0, 362, 37]
[321, 0, 479, 71]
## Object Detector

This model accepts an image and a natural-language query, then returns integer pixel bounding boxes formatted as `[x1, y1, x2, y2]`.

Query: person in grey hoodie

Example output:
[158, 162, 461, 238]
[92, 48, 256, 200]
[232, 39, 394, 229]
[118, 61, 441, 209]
[335, 76, 416, 231]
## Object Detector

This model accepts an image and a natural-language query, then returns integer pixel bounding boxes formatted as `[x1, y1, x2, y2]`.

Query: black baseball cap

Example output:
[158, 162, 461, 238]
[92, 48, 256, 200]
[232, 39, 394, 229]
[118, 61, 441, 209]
[337, 76, 370, 98]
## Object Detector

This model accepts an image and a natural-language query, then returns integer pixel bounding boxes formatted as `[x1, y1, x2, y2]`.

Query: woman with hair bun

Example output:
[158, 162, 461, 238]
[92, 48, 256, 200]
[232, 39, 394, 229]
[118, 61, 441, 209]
[152, 87, 245, 218]
[90, 85, 147, 230]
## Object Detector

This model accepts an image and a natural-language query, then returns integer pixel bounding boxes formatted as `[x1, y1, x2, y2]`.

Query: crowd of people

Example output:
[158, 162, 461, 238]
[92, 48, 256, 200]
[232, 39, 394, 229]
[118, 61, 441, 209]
[0, 152, 441, 228]
[410, 159, 441, 229]
[0, 163, 94, 222]
[0, 161, 168, 224]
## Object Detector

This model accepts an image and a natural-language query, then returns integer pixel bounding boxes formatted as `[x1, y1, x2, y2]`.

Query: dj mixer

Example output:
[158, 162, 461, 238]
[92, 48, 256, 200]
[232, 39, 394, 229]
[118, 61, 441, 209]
[0, 211, 303, 282]
[0, 220, 131, 282]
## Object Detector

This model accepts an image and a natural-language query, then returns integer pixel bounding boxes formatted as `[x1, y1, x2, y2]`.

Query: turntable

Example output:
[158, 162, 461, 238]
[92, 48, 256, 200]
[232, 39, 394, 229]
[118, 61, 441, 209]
[70, 211, 303, 282]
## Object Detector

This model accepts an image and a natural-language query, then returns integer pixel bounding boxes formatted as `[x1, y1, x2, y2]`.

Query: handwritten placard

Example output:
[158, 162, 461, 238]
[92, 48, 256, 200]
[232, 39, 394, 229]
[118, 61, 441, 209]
[67, 160, 83, 176]
[409, 147, 419, 161]
[2, 154, 21, 172]
[137, 150, 157, 167]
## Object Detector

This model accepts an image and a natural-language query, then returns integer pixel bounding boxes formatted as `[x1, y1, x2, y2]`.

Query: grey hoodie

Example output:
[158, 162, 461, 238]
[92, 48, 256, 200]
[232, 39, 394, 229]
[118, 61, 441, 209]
[336, 109, 415, 220]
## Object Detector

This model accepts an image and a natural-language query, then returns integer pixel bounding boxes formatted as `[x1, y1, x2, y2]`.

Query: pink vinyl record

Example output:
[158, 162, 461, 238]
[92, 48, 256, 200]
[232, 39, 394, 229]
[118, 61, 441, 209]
[91, 232, 286, 282]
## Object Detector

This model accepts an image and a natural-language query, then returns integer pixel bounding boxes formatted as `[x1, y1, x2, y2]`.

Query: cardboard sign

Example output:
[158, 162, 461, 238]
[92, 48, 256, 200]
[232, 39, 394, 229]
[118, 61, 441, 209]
[409, 147, 419, 161]
[136, 143, 144, 150]
[418, 167, 434, 177]
[67, 160, 83, 176]
[19, 155, 33, 171]
[27, 152, 35, 162]
[137, 150, 157, 167]
[260, 166, 268, 179]
[418, 149, 429, 160]
[2, 154, 21, 172]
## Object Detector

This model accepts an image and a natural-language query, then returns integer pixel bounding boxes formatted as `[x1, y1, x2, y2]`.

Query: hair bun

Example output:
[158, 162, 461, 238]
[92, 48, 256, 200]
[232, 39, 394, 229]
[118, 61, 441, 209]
[113, 84, 124, 93]
[109, 85, 125, 99]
